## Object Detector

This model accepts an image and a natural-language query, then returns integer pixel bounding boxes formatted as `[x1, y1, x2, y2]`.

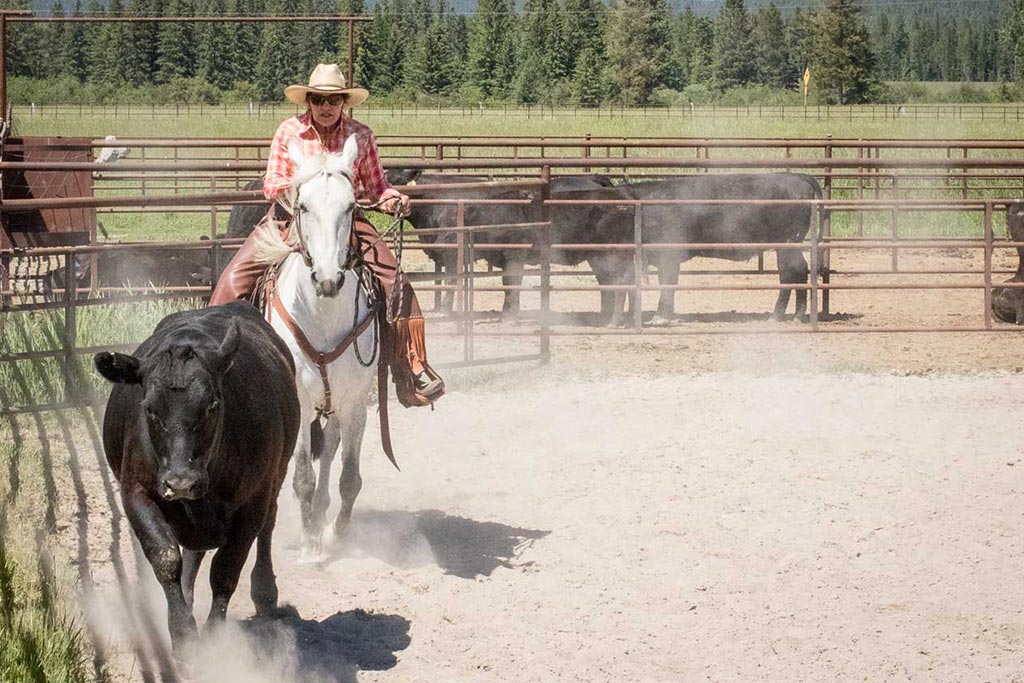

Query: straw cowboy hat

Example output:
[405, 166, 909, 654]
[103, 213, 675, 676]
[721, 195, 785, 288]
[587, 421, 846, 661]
[285, 63, 369, 108]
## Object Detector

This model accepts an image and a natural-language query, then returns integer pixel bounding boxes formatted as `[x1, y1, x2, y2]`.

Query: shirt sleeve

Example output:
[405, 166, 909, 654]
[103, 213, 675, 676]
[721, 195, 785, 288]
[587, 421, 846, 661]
[263, 123, 295, 202]
[357, 129, 399, 203]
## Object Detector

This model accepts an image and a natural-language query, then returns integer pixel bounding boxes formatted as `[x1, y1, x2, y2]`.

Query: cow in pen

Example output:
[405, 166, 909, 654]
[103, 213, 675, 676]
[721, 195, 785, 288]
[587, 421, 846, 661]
[991, 202, 1024, 324]
[621, 173, 824, 322]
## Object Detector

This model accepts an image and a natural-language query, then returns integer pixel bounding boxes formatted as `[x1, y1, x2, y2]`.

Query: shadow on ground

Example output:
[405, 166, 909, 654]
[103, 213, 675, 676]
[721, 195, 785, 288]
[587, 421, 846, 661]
[231, 609, 411, 683]
[339, 509, 550, 579]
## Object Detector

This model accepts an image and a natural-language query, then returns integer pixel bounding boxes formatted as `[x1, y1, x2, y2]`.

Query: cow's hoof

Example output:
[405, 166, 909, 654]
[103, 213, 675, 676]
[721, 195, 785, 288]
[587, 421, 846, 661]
[256, 603, 299, 620]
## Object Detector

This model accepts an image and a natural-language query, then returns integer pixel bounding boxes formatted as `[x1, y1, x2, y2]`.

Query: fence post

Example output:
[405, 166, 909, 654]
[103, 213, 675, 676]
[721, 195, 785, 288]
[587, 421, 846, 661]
[891, 175, 900, 272]
[466, 213, 475, 363]
[809, 209, 819, 332]
[822, 135, 833, 316]
[984, 201, 993, 330]
[539, 165, 551, 364]
[63, 253, 78, 403]
[455, 203, 468, 362]
[633, 200, 644, 330]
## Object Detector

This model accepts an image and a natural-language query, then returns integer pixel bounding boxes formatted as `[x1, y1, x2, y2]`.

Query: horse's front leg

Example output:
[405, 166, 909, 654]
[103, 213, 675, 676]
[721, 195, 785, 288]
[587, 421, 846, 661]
[312, 416, 341, 537]
[333, 399, 367, 543]
[291, 403, 321, 563]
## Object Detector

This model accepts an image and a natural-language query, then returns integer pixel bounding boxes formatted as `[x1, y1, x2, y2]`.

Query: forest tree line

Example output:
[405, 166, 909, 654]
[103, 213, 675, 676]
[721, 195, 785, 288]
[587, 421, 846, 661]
[4, 0, 1024, 105]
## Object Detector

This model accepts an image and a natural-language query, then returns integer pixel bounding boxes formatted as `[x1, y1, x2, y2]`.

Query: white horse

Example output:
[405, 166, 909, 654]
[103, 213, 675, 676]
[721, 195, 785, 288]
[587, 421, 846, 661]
[252, 135, 376, 562]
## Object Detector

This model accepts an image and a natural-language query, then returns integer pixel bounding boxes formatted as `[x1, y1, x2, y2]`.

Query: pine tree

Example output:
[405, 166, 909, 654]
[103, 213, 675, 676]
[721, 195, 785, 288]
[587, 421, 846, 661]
[156, 0, 196, 82]
[357, 3, 404, 94]
[516, 0, 571, 99]
[101, 0, 136, 84]
[688, 13, 715, 86]
[605, 0, 672, 104]
[196, 0, 235, 88]
[572, 46, 604, 105]
[466, 0, 516, 98]
[812, 0, 877, 104]
[336, 0, 366, 83]
[751, 3, 788, 88]
[45, 0, 71, 79]
[67, 0, 88, 81]
[231, 0, 262, 88]
[712, 0, 754, 89]
[998, 0, 1024, 81]
[124, 0, 158, 87]
[256, 0, 302, 100]
[84, 0, 107, 83]
[785, 7, 816, 88]
[563, 0, 604, 77]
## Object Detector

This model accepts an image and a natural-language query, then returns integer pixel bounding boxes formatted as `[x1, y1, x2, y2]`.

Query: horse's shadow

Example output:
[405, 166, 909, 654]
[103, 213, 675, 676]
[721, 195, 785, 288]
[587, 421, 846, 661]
[231, 609, 411, 683]
[341, 509, 550, 579]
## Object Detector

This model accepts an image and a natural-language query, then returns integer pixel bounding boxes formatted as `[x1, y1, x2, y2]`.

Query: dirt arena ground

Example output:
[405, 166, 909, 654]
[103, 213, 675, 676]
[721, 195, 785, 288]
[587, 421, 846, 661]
[9, 246, 1024, 682]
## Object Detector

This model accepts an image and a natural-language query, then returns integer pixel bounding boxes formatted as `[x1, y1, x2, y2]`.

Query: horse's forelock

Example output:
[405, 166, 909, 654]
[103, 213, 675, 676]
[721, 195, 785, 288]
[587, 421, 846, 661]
[292, 155, 326, 190]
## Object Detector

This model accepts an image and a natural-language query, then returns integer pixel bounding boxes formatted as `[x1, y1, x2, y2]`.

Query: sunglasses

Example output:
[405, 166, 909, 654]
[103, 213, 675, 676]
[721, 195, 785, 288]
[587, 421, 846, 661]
[308, 94, 346, 107]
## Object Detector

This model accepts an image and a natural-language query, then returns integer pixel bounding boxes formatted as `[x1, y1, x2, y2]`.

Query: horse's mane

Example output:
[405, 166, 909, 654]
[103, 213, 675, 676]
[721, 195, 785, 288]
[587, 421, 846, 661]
[251, 149, 355, 267]
[251, 216, 299, 265]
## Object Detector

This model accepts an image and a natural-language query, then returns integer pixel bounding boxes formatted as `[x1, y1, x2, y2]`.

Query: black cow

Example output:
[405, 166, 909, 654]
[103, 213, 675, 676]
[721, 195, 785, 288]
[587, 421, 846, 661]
[46, 248, 213, 298]
[386, 170, 620, 314]
[94, 302, 300, 660]
[992, 202, 1024, 324]
[226, 178, 271, 238]
[622, 173, 823, 321]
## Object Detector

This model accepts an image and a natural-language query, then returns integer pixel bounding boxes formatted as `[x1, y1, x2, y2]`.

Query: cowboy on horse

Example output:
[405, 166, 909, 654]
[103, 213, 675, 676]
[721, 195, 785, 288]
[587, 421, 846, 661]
[210, 63, 445, 408]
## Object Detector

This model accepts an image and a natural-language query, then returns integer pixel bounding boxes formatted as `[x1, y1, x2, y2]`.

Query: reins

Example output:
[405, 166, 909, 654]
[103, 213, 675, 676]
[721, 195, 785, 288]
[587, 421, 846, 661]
[265, 170, 405, 470]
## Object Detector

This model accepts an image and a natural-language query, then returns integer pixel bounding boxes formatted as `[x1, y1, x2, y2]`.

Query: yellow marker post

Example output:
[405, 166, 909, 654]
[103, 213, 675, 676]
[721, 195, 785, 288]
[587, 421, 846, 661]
[803, 67, 811, 106]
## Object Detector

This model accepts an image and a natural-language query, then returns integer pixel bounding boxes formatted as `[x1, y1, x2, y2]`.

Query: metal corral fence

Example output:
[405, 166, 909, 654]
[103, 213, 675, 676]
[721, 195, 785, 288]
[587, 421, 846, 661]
[13, 102, 1024, 122]
[79, 136, 1024, 220]
[3, 161, 1024, 417]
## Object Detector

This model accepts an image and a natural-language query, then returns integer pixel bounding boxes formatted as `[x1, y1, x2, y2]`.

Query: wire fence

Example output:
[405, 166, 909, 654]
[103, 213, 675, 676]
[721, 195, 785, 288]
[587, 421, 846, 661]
[12, 102, 1024, 122]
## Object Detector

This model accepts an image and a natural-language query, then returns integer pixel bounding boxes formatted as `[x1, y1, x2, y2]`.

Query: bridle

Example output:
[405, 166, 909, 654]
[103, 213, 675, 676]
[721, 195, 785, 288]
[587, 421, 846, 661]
[286, 167, 363, 275]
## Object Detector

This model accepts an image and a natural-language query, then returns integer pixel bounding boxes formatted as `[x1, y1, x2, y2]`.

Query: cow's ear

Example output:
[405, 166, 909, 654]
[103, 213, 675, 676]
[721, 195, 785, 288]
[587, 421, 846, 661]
[212, 320, 241, 375]
[94, 352, 142, 384]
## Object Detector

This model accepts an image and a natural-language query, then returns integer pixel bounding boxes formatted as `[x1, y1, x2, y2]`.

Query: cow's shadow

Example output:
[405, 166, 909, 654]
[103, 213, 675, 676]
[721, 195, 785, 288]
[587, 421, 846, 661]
[338, 509, 550, 579]
[236, 609, 411, 683]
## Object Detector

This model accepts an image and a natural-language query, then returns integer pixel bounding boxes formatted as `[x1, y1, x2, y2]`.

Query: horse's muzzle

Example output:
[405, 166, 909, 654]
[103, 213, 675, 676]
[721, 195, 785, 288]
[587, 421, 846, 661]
[314, 272, 345, 298]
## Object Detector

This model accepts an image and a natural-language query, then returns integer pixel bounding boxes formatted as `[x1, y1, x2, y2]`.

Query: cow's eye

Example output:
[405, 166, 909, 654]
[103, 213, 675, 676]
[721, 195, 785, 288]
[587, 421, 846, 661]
[207, 399, 219, 414]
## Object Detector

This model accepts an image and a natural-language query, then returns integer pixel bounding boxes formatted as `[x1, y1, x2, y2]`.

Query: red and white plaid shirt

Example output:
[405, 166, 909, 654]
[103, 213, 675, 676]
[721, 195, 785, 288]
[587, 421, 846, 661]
[263, 110, 399, 204]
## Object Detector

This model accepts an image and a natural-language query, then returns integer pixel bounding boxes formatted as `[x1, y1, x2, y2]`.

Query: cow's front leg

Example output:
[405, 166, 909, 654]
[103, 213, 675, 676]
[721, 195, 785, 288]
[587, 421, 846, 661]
[122, 485, 197, 659]
[655, 252, 682, 320]
[180, 548, 206, 610]
[1014, 290, 1024, 326]
[207, 503, 265, 625]
[501, 256, 525, 315]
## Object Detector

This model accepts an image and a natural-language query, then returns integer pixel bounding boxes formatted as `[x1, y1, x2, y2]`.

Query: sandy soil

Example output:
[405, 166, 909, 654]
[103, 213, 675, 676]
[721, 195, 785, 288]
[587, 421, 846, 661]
[11, 246, 1024, 683]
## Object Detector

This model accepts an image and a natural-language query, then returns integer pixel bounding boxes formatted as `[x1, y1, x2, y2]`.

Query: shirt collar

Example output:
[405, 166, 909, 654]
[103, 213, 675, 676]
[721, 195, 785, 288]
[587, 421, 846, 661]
[296, 110, 347, 150]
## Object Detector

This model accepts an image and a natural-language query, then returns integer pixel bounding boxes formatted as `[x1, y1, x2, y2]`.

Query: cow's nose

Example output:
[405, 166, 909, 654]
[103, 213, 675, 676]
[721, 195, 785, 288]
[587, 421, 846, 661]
[161, 473, 204, 500]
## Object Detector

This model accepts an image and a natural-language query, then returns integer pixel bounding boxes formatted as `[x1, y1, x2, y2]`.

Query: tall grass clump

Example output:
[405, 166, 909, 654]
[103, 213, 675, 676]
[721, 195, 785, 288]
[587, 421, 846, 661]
[0, 508, 103, 683]
[1, 297, 201, 408]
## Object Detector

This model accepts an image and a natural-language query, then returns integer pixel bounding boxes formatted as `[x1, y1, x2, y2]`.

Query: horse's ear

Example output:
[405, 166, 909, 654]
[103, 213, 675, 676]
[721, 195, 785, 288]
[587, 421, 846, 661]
[340, 134, 358, 174]
[287, 138, 306, 167]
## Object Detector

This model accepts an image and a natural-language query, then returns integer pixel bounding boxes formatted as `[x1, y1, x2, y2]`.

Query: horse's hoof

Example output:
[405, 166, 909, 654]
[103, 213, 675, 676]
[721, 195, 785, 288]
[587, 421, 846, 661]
[297, 545, 323, 564]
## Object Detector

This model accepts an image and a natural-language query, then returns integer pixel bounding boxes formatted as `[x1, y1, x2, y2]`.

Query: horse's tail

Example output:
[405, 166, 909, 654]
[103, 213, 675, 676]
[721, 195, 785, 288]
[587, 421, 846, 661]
[251, 217, 298, 265]
[309, 419, 323, 461]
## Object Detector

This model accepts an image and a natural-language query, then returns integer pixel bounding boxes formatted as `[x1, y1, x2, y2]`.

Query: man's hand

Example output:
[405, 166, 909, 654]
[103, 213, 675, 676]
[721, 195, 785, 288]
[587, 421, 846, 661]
[379, 193, 411, 217]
